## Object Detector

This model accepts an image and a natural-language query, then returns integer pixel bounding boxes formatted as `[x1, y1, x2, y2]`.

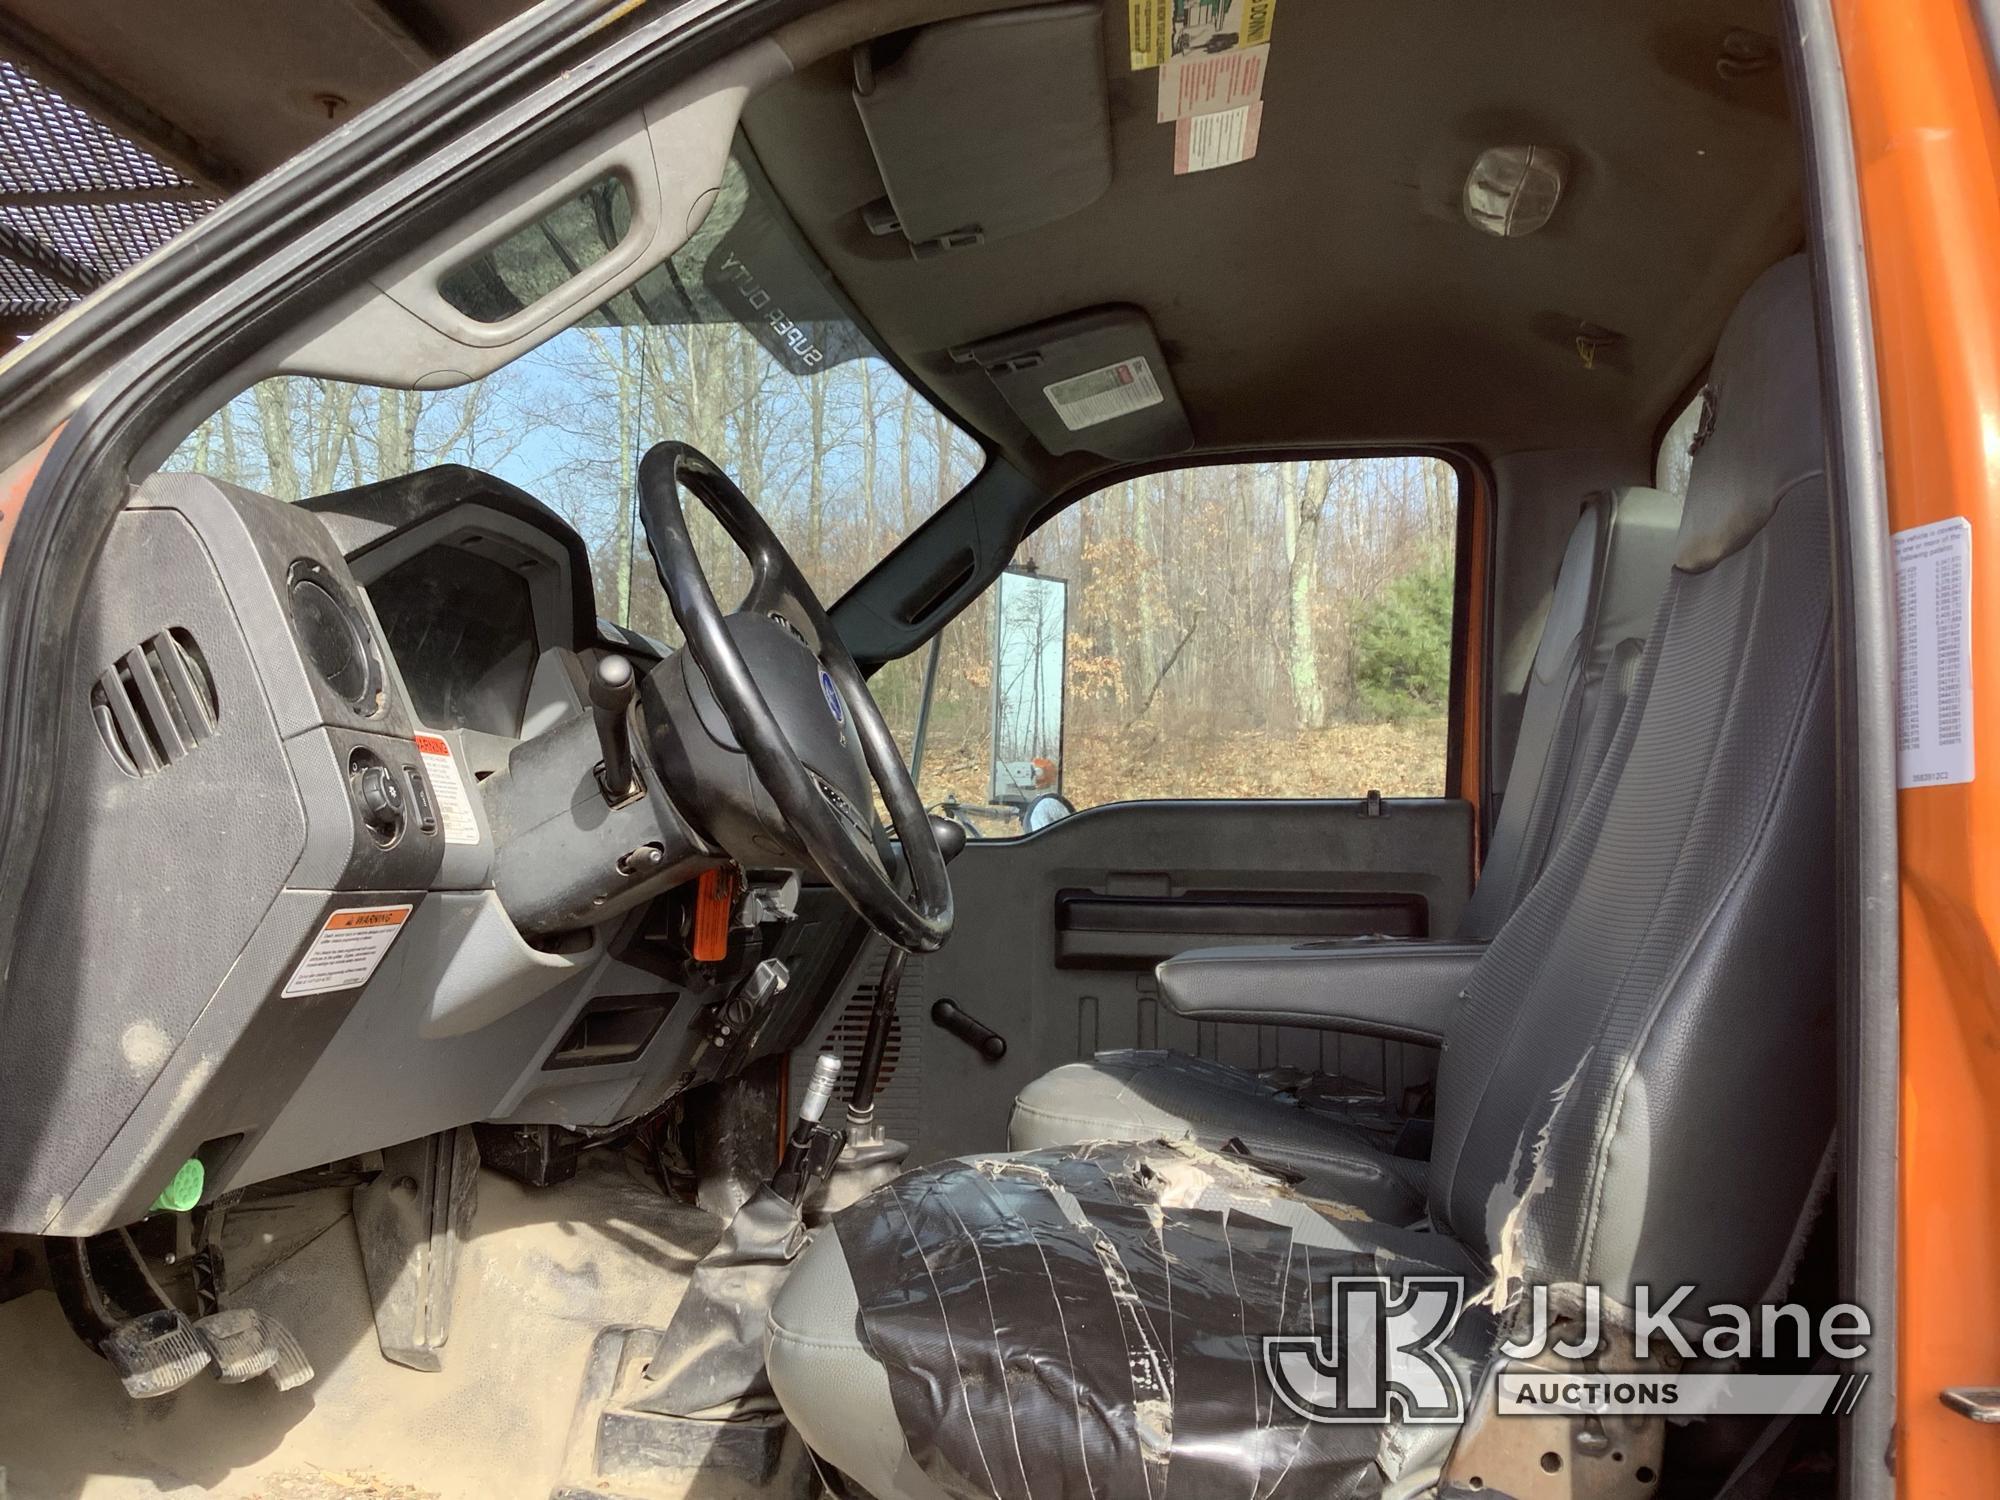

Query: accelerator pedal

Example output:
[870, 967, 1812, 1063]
[260, 1314, 316, 1392]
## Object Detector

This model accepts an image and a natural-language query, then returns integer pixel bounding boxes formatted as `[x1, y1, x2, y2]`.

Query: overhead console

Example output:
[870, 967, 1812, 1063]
[266, 43, 792, 391]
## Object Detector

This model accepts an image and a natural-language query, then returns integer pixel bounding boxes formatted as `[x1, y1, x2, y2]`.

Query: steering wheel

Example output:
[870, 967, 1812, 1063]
[633, 441, 952, 953]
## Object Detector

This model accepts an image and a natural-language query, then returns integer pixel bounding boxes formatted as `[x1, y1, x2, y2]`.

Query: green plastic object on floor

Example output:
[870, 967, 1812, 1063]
[150, 1158, 203, 1213]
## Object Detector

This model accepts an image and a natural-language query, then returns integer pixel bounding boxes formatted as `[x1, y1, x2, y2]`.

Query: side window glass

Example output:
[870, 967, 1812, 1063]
[1656, 389, 1707, 497]
[886, 457, 1460, 832]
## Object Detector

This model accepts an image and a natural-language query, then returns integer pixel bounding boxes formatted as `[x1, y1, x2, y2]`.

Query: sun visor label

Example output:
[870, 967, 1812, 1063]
[1043, 358, 1165, 431]
[282, 905, 413, 998]
[1895, 517, 1975, 788]
[415, 732, 480, 844]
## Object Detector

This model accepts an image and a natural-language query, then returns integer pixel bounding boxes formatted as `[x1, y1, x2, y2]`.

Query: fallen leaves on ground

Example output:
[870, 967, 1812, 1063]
[240, 1469, 439, 1500]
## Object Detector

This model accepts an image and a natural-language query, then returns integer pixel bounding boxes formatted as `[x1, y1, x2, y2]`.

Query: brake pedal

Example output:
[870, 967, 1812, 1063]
[194, 1308, 315, 1391]
[50, 1223, 317, 1399]
[195, 1309, 278, 1382]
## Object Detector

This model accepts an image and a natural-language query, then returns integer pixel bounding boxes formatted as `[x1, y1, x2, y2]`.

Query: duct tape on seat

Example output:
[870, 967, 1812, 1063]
[832, 1141, 1488, 1500]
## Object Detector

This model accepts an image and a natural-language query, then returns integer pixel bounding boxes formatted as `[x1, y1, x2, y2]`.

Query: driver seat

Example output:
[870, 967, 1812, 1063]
[766, 255, 1836, 1498]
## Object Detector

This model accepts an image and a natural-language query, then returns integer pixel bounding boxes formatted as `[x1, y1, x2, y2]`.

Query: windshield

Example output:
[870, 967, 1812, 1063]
[167, 143, 985, 641]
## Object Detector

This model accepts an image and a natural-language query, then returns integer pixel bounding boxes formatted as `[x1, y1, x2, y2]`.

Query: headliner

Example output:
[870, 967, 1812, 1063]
[743, 0, 1802, 490]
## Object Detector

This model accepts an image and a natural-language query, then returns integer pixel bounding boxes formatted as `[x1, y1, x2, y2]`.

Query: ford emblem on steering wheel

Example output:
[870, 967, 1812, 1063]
[819, 669, 845, 724]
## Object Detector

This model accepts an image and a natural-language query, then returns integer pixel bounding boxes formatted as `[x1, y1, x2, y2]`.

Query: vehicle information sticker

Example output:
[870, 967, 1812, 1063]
[1174, 102, 1264, 173]
[415, 732, 480, 844]
[1129, 0, 1277, 70]
[1158, 44, 1268, 122]
[1044, 358, 1166, 431]
[282, 905, 413, 998]
[1894, 516, 1974, 788]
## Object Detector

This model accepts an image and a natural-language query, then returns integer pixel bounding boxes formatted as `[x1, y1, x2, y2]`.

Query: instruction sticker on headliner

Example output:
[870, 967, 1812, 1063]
[1129, 0, 1277, 70]
[1174, 102, 1264, 173]
[1894, 517, 1974, 788]
[415, 732, 480, 844]
[1157, 43, 1268, 122]
[1044, 358, 1165, 431]
[282, 905, 413, 998]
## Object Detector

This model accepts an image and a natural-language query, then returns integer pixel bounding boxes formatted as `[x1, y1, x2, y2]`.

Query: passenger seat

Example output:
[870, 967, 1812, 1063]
[1007, 484, 1682, 1196]
[1458, 484, 1681, 938]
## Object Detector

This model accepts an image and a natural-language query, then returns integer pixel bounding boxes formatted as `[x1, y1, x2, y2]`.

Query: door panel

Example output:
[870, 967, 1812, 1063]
[883, 796, 1472, 1164]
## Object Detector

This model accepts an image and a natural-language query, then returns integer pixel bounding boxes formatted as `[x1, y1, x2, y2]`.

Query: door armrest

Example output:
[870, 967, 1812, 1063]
[1154, 939, 1485, 1042]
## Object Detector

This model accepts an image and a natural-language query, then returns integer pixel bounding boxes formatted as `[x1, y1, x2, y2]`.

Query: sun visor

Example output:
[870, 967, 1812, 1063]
[951, 306, 1195, 460]
[851, 2, 1111, 255]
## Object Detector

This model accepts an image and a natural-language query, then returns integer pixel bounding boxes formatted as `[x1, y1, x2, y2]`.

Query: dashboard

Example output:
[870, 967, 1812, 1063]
[0, 463, 870, 1236]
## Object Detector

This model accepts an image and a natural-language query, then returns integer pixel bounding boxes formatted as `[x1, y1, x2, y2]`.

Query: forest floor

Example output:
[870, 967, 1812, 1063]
[916, 715, 1449, 812]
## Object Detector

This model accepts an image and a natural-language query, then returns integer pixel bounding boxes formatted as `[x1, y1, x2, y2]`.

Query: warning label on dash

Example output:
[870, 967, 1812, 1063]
[282, 905, 413, 998]
[414, 732, 481, 845]
[1894, 516, 1974, 788]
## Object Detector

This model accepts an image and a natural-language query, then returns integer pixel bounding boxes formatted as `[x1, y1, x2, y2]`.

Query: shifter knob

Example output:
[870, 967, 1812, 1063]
[592, 652, 636, 710]
[592, 653, 638, 800]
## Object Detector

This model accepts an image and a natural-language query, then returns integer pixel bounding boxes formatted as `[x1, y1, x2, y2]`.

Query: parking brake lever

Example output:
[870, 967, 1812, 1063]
[591, 653, 638, 802]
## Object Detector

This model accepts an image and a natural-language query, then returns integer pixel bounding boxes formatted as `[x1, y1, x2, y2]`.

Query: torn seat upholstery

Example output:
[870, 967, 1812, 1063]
[1008, 485, 1682, 1178]
[768, 255, 1834, 1499]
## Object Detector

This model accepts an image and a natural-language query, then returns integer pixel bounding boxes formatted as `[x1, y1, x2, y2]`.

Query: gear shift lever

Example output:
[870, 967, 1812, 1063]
[590, 653, 639, 802]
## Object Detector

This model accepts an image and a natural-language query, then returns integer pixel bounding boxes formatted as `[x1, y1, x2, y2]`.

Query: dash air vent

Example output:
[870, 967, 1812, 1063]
[91, 628, 218, 776]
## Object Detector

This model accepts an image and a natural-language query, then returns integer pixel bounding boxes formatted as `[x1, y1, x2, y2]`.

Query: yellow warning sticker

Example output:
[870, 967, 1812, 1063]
[1129, 0, 1277, 71]
[282, 904, 413, 998]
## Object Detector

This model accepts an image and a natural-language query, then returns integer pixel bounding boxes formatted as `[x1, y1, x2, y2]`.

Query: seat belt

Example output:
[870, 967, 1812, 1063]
[1709, 1353, 1840, 1500]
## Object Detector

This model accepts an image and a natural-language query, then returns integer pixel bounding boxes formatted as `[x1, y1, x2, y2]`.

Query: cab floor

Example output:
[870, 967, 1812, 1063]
[0, 1151, 717, 1500]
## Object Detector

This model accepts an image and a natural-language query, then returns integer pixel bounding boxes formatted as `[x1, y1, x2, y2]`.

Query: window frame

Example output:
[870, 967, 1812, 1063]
[921, 444, 1485, 817]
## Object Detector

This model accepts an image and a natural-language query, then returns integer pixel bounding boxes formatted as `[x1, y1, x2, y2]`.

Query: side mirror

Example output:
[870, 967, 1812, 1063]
[988, 567, 1068, 808]
[1022, 792, 1075, 834]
